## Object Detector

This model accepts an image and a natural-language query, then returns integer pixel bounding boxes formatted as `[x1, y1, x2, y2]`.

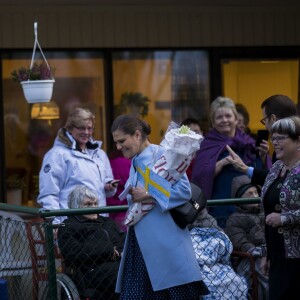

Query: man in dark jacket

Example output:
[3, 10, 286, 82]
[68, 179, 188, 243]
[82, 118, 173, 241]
[58, 185, 125, 300]
[227, 94, 297, 185]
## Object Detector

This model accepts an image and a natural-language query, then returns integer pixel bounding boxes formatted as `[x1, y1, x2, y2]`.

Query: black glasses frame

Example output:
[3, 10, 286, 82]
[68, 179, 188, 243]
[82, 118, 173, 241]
[260, 115, 269, 125]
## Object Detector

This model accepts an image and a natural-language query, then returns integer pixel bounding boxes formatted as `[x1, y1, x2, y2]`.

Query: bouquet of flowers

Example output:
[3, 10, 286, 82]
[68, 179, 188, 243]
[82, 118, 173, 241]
[124, 122, 203, 226]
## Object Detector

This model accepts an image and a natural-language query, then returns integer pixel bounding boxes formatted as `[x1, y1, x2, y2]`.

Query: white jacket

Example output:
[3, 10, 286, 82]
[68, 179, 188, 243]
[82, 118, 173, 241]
[37, 128, 115, 223]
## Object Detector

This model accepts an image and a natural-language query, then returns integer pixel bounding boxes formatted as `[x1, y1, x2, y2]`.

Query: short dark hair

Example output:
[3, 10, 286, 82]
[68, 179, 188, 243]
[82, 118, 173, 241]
[180, 118, 201, 127]
[235, 103, 250, 126]
[261, 94, 297, 119]
[111, 114, 151, 141]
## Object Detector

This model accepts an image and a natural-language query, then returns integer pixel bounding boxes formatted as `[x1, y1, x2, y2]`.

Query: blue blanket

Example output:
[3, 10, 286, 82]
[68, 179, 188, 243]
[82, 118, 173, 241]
[190, 227, 248, 300]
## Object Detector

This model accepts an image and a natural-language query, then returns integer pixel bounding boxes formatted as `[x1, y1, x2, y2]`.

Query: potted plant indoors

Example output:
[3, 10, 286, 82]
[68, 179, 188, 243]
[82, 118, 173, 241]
[115, 92, 151, 117]
[11, 61, 55, 103]
[6, 174, 27, 205]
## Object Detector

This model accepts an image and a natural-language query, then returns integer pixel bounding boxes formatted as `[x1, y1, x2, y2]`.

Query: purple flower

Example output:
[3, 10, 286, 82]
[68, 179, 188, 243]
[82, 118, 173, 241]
[11, 62, 55, 82]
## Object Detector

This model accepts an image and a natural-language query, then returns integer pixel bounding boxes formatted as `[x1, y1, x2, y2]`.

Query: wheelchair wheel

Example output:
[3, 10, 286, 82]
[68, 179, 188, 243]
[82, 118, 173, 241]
[41, 273, 80, 300]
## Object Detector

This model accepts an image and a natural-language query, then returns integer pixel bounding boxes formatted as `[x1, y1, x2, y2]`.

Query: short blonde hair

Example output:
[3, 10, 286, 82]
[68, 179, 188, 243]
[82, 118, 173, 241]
[65, 107, 95, 131]
[210, 97, 237, 123]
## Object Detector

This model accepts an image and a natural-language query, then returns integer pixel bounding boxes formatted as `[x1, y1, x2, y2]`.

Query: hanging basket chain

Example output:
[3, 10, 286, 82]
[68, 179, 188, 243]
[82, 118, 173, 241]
[30, 22, 51, 71]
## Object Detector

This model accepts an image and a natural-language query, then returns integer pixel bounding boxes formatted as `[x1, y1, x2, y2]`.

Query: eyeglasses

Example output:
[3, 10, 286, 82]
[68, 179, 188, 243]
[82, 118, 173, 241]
[73, 126, 94, 132]
[260, 115, 270, 125]
[270, 135, 289, 144]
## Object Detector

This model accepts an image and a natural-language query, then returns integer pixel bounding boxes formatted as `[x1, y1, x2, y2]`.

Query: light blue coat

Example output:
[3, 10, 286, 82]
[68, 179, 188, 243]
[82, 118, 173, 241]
[116, 144, 204, 292]
[38, 129, 115, 223]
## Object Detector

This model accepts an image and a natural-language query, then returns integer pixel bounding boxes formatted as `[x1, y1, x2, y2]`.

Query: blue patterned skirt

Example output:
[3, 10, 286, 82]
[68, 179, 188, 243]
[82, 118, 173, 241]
[119, 227, 209, 300]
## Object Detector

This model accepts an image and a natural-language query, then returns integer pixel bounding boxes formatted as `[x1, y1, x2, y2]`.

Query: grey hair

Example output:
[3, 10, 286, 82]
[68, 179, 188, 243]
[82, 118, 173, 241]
[271, 116, 300, 141]
[210, 96, 237, 122]
[68, 185, 99, 209]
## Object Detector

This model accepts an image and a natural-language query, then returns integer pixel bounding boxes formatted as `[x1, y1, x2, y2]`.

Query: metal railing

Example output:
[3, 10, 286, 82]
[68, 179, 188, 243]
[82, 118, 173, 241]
[0, 197, 264, 300]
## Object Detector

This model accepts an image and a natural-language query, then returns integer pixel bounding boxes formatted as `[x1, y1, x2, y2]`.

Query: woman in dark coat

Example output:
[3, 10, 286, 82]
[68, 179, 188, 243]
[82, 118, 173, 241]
[261, 116, 300, 300]
[58, 185, 125, 300]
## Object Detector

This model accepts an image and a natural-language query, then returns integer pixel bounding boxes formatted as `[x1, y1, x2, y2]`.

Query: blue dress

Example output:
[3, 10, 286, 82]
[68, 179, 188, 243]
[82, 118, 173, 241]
[120, 227, 209, 300]
[116, 144, 209, 298]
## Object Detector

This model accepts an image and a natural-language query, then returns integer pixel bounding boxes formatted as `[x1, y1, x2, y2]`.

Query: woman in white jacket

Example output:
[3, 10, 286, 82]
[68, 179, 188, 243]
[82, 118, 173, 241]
[38, 107, 116, 223]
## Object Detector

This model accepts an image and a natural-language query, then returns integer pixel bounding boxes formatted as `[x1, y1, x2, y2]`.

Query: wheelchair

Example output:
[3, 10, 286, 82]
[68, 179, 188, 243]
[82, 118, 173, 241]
[26, 217, 118, 300]
[26, 218, 81, 300]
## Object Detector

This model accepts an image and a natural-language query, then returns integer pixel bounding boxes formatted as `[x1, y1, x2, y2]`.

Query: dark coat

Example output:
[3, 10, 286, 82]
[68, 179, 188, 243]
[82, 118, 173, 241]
[57, 215, 125, 299]
[261, 160, 300, 258]
[251, 151, 277, 186]
[251, 168, 269, 186]
[225, 205, 266, 252]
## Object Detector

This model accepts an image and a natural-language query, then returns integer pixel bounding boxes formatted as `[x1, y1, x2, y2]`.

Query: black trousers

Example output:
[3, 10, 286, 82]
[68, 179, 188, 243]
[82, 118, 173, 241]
[269, 253, 300, 300]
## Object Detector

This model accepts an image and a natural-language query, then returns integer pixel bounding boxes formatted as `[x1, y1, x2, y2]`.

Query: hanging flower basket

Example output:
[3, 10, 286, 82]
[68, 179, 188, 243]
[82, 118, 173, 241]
[21, 79, 55, 103]
[11, 22, 55, 104]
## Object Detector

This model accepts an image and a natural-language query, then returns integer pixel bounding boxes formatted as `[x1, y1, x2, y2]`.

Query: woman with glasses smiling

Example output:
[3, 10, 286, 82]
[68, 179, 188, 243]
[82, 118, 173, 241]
[260, 116, 300, 300]
[38, 107, 117, 224]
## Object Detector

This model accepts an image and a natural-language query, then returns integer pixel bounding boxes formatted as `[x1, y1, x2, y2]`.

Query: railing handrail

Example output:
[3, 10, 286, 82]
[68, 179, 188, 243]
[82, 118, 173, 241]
[0, 197, 261, 218]
[0, 196, 262, 300]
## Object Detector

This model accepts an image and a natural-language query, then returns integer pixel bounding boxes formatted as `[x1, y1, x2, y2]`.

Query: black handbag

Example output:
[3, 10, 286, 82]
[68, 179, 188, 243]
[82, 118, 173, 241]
[170, 183, 207, 229]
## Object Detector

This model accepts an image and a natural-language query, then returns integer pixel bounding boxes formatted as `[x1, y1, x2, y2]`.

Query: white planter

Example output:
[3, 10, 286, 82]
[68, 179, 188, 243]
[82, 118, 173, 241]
[20, 79, 55, 103]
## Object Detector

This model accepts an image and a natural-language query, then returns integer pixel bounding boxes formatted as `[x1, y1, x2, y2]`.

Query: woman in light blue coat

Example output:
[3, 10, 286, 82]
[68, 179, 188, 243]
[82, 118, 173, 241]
[38, 108, 117, 224]
[112, 115, 209, 300]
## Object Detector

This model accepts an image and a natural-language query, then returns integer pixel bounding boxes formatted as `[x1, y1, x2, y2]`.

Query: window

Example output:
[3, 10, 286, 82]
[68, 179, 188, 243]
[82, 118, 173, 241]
[112, 50, 210, 144]
[1, 50, 210, 205]
[2, 52, 106, 204]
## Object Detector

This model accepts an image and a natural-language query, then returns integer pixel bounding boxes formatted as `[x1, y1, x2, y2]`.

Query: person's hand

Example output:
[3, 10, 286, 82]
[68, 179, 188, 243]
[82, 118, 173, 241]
[129, 186, 150, 203]
[265, 212, 282, 228]
[248, 246, 266, 257]
[111, 247, 120, 261]
[215, 157, 230, 176]
[105, 180, 120, 191]
[259, 256, 269, 276]
[225, 145, 249, 174]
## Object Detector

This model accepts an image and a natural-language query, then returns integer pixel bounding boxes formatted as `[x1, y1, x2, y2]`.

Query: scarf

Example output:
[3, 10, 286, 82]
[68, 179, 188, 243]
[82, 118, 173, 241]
[191, 128, 256, 199]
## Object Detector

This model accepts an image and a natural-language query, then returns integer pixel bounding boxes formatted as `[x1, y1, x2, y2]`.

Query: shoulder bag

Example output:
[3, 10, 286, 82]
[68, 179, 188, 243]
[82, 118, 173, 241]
[170, 183, 207, 229]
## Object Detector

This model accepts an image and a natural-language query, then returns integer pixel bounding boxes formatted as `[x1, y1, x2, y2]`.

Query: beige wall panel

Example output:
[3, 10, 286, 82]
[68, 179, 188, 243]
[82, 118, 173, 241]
[0, 5, 300, 48]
